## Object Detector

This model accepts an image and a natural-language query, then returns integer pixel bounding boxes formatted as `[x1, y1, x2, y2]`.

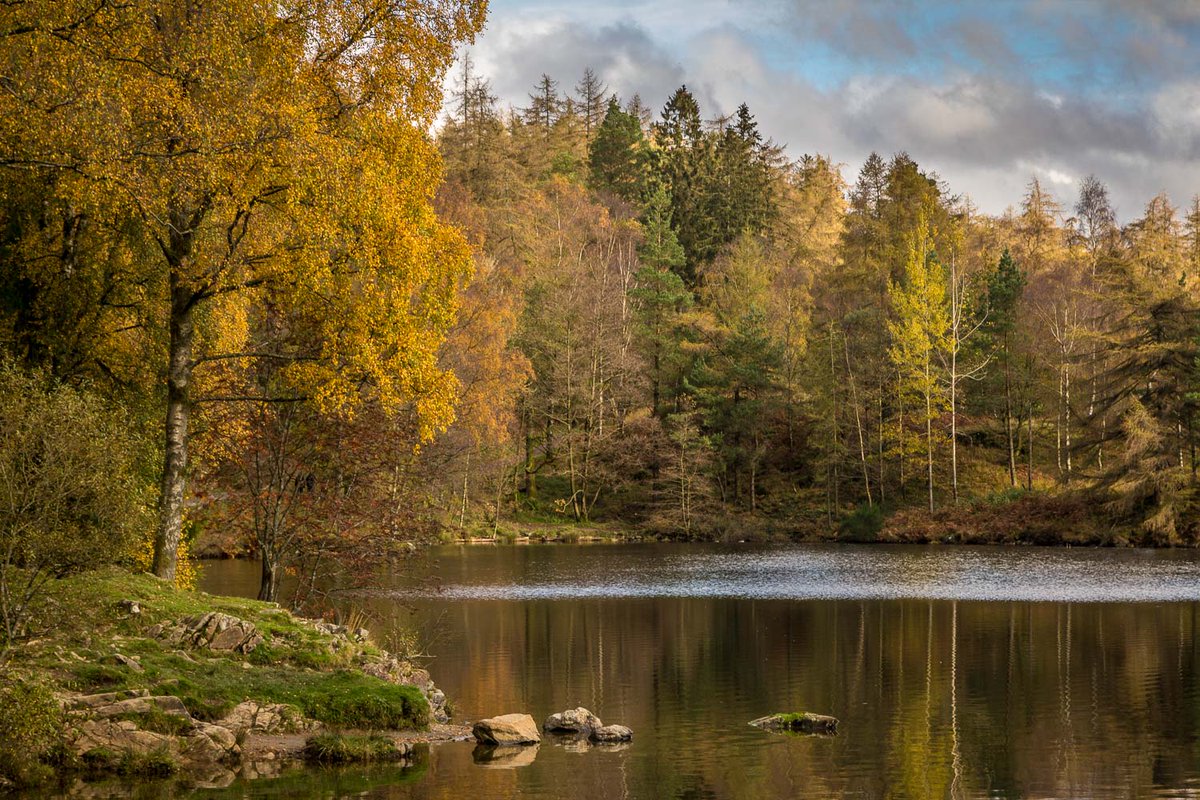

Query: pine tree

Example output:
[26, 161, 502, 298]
[980, 248, 1026, 486]
[653, 86, 712, 283]
[708, 103, 776, 251]
[633, 187, 692, 416]
[695, 308, 783, 509]
[587, 98, 648, 203]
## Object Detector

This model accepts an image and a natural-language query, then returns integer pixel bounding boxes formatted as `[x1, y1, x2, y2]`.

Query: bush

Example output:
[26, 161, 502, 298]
[0, 363, 151, 644]
[0, 676, 62, 786]
[839, 503, 885, 542]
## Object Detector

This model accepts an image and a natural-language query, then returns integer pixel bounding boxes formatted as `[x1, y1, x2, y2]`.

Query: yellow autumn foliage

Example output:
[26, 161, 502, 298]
[0, 0, 488, 575]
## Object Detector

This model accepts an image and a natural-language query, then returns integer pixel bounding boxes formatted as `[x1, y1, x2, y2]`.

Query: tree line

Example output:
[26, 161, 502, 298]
[434, 61, 1200, 544]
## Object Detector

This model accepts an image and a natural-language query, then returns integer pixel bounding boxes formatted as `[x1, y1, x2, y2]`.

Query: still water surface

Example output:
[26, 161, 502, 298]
[198, 543, 1200, 799]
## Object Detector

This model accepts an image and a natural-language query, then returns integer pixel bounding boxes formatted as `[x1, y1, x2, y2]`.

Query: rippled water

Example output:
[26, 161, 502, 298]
[397, 543, 1200, 602]
[189, 543, 1200, 799]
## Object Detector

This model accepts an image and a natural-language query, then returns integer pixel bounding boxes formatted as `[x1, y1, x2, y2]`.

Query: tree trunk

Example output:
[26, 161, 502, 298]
[1004, 348, 1016, 488]
[1063, 363, 1072, 484]
[950, 339, 958, 505]
[844, 340, 872, 506]
[925, 380, 934, 514]
[523, 403, 537, 500]
[460, 450, 471, 529]
[258, 552, 279, 602]
[878, 388, 886, 505]
[152, 276, 195, 582]
[1027, 401, 1034, 491]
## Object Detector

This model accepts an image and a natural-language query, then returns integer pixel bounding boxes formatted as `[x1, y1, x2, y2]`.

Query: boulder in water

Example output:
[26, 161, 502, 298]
[472, 713, 541, 745]
[543, 707, 602, 735]
[589, 724, 633, 743]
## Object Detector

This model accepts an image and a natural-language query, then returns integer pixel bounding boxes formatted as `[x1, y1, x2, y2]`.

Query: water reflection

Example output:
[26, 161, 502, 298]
[197, 544, 1200, 799]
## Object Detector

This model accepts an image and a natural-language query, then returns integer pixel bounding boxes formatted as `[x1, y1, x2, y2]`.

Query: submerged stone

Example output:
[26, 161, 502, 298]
[748, 712, 839, 735]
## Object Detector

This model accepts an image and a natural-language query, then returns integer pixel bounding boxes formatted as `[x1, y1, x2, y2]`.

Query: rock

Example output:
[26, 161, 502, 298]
[179, 728, 230, 764]
[748, 712, 839, 735]
[428, 689, 448, 720]
[70, 719, 173, 759]
[543, 707, 602, 736]
[313, 622, 354, 639]
[589, 724, 633, 743]
[193, 722, 238, 754]
[152, 612, 263, 654]
[116, 600, 141, 616]
[471, 714, 541, 745]
[472, 743, 541, 768]
[66, 690, 148, 711]
[216, 701, 310, 734]
[239, 759, 284, 781]
[92, 695, 192, 720]
[360, 656, 450, 723]
[110, 653, 144, 673]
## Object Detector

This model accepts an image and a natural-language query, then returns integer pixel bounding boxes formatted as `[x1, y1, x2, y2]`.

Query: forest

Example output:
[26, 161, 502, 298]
[2, 2, 1199, 613]
[424, 63, 1200, 548]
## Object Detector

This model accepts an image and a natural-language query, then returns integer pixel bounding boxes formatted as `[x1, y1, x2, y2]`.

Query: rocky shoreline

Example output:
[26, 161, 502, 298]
[47, 610, 458, 790]
[0, 570, 458, 792]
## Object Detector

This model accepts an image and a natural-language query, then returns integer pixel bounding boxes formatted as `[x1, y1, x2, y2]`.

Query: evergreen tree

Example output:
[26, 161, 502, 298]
[980, 248, 1026, 486]
[633, 187, 692, 416]
[707, 103, 776, 252]
[695, 308, 783, 509]
[653, 86, 714, 281]
[588, 98, 648, 203]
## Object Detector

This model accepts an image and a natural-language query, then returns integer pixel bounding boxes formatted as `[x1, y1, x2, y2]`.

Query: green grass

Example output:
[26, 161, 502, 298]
[302, 732, 402, 764]
[111, 707, 194, 736]
[11, 567, 429, 731]
[81, 746, 178, 777]
[60, 634, 428, 730]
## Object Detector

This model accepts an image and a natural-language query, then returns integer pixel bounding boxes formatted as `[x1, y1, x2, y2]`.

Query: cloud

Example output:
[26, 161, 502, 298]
[466, 17, 685, 117]
[459, 1, 1200, 220]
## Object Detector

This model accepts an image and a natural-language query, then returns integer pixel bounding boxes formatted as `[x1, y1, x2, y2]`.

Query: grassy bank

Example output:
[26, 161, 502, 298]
[0, 568, 431, 788]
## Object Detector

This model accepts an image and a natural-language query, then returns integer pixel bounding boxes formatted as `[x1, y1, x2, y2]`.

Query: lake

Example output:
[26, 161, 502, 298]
[197, 543, 1200, 799]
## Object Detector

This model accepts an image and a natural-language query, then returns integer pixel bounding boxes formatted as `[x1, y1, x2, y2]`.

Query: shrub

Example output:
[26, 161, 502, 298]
[0, 363, 151, 644]
[839, 503, 884, 542]
[0, 676, 62, 786]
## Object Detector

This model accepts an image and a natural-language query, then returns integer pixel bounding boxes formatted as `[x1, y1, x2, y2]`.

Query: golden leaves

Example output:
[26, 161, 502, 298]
[1, 0, 487, 439]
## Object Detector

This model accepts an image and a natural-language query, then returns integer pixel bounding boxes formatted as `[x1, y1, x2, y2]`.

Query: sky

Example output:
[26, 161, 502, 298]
[453, 0, 1200, 221]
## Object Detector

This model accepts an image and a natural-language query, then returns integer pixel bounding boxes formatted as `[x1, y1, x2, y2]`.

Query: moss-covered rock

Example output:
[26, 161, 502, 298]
[749, 712, 839, 735]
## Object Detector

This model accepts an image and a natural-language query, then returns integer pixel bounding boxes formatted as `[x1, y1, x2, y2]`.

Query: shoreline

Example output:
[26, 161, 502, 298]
[0, 569, 459, 792]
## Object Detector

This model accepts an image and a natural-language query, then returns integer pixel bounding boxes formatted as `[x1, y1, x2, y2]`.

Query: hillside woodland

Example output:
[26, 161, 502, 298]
[4, 31, 1200, 608]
